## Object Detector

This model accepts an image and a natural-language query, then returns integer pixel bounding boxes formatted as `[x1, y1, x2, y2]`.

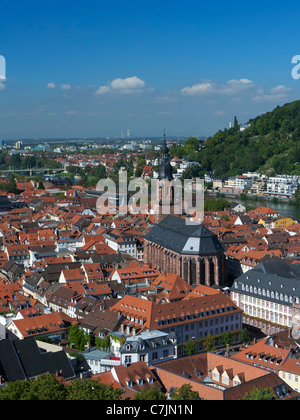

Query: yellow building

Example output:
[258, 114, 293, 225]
[258, 217, 295, 229]
[279, 358, 300, 393]
[274, 217, 295, 229]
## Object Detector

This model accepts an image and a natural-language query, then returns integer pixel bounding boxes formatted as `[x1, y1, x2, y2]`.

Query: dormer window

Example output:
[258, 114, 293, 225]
[222, 375, 229, 385]
[212, 371, 220, 382]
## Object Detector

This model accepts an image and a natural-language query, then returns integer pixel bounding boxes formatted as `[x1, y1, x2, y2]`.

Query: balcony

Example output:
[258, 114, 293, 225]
[100, 358, 121, 367]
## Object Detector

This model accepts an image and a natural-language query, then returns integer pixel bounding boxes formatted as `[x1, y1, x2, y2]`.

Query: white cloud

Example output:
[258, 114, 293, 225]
[47, 82, 56, 89]
[252, 85, 291, 103]
[0, 82, 6, 91]
[181, 78, 255, 96]
[95, 85, 110, 95]
[95, 76, 147, 95]
[227, 78, 254, 89]
[181, 82, 213, 95]
[60, 84, 71, 90]
[270, 85, 291, 94]
[110, 76, 145, 90]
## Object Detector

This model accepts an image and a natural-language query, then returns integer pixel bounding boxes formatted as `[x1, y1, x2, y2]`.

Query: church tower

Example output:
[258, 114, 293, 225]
[154, 133, 176, 224]
[157, 133, 174, 181]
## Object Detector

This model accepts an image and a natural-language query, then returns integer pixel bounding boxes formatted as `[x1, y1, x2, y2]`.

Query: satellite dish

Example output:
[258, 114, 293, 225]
[292, 330, 300, 340]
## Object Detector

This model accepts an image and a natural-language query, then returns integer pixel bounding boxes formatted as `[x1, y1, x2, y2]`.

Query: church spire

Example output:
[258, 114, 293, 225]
[157, 129, 173, 181]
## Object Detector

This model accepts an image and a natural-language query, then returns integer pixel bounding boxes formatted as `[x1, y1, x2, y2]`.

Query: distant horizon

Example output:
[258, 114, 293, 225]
[1, 134, 199, 143]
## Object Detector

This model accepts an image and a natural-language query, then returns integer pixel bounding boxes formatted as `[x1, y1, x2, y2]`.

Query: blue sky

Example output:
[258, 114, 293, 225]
[0, 0, 300, 139]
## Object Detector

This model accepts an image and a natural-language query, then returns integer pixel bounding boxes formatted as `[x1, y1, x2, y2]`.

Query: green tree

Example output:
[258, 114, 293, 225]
[204, 198, 230, 212]
[294, 186, 300, 203]
[170, 384, 200, 400]
[134, 388, 166, 400]
[23, 155, 36, 169]
[202, 333, 215, 352]
[234, 116, 239, 131]
[0, 380, 31, 400]
[0, 375, 124, 401]
[239, 328, 250, 346]
[95, 335, 111, 351]
[181, 164, 203, 180]
[66, 378, 123, 400]
[242, 387, 275, 401]
[0, 152, 8, 168]
[184, 339, 197, 356]
[221, 331, 233, 356]
[0, 375, 66, 400]
[68, 324, 86, 351]
[24, 374, 67, 400]
[198, 100, 300, 178]
[0, 176, 19, 194]
[10, 153, 21, 169]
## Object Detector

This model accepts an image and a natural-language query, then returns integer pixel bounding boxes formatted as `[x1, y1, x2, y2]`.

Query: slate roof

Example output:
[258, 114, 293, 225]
[0, 339, 26, 382]
[145, 215, 224, 255]
[80, 305, 124, 336]
[231, 259, 300, 305]
[0, 337, 75, 383]
[119, 330, 176, 354]
[0, 196, 12, 210]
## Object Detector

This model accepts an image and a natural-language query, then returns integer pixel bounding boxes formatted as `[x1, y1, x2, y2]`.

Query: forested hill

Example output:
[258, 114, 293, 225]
[176, 100, 300, 179]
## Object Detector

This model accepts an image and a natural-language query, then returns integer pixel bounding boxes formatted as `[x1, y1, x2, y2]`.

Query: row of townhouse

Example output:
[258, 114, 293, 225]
[266, 175, 299, 197]
[218, 173, 299, 198]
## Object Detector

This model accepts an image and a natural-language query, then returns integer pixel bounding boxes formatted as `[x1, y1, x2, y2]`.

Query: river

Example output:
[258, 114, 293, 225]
[223, 197, 300, 222]
[206, 192, 300, 221]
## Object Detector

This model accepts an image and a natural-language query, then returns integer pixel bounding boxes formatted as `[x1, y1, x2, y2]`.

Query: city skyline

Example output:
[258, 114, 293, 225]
[0, 0, 300, 139]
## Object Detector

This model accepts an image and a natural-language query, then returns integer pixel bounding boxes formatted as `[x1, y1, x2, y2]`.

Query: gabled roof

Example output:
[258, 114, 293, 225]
[80, 306, 123, 335]
[0, 337, 75, 382]
[150, 272, 193, 301]
[112, 361, 161, 392]
[183, 284, 222, 300]
[8, 312, 69, 339]
[232, 338, 291, 371]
